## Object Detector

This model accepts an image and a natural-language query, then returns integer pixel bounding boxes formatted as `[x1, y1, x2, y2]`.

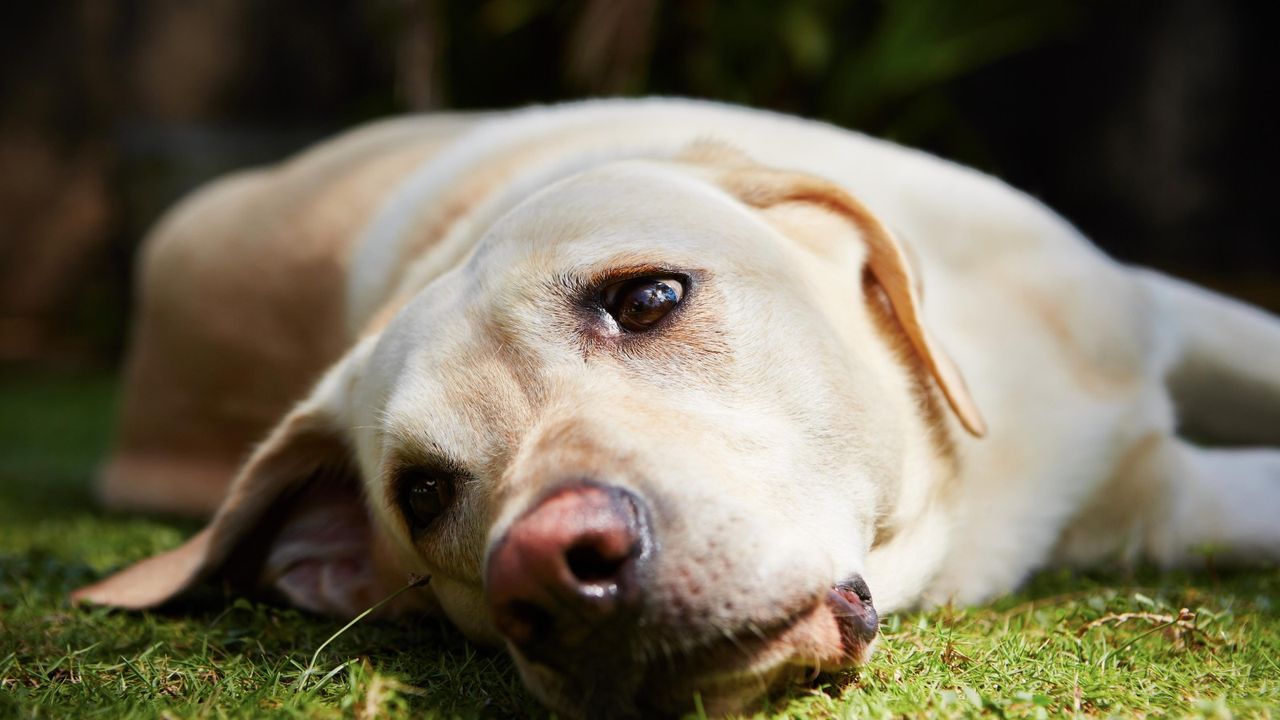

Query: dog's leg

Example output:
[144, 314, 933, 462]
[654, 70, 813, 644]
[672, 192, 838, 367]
[101, 170, 344, 517]
[1143, 436, 1280, 565]
[1137, 269, 1280, 445]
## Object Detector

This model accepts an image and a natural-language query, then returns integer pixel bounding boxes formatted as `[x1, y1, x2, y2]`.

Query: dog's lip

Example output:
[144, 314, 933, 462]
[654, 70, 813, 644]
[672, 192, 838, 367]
[667, 589, 874, 680]
[637, 590, 876, 715]
[517, 584, 876, 716]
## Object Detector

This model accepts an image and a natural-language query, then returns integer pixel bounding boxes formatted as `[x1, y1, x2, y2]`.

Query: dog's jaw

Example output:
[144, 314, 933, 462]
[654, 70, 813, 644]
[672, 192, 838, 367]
[501, 583, 878, 719]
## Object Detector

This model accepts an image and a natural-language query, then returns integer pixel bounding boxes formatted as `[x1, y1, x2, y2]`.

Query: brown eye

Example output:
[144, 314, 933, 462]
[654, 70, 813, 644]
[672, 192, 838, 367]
[603, 276, 685, 332]
[399, 467, 457, 535]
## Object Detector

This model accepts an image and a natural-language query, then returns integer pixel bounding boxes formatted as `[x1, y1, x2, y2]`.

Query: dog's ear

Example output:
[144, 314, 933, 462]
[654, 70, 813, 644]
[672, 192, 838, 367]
[696, 153, 987, 437]
[72, 341, 408, 616]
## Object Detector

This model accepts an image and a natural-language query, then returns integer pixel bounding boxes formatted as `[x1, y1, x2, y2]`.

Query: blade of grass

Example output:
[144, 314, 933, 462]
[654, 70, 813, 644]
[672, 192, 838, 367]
[296, 574, 431, 692]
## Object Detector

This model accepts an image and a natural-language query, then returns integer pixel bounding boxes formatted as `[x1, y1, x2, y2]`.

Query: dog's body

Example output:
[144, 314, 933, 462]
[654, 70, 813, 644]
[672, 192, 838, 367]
[75, 99, 1280, 717]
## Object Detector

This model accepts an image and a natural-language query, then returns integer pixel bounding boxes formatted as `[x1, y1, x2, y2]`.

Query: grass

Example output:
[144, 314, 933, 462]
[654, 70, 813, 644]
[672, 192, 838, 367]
[1, 372, 1277, 718]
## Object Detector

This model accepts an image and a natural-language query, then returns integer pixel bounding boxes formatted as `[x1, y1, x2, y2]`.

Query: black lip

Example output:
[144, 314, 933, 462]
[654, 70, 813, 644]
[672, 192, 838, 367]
[829, 575, 879, 650]
[835, 574, 873, 604]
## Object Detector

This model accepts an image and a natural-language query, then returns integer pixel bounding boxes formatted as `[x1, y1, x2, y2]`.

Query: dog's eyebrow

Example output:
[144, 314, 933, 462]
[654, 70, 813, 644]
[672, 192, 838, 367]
[578, 262, 689, 289]
[382, 427, 470, 475]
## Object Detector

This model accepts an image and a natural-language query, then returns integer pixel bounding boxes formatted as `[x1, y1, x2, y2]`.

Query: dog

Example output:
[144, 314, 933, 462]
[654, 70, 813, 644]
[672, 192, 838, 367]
[72, 98, 1280, 718]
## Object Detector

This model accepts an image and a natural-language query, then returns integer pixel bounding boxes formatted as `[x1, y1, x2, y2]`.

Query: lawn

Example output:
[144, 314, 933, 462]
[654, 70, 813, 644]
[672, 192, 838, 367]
[2, 372, 1277, 718]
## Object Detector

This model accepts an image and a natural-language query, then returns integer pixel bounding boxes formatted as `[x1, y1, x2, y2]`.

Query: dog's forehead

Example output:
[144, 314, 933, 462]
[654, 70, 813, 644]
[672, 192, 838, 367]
[362, 159, 828, 465]
[469, 159, 789, 275]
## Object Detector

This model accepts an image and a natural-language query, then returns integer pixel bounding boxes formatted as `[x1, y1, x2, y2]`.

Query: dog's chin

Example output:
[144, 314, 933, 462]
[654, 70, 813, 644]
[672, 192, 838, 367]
[510, 590, 877, 719]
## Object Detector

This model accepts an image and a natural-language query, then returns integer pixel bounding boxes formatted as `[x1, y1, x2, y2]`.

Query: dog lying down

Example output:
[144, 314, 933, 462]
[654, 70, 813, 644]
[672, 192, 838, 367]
[72, 98, 1280, 717]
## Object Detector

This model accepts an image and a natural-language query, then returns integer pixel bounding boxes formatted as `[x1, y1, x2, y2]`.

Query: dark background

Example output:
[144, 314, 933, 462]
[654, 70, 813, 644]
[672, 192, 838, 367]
[2, 0, 1276, 370]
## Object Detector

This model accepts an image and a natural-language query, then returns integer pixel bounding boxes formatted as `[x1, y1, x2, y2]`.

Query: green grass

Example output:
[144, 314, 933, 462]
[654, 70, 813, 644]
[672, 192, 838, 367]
[1, 373, 1277, 718]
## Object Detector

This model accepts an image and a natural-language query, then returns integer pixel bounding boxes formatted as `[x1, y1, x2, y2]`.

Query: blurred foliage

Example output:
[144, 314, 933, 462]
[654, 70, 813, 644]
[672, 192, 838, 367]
[418, 0, 1082, 165]
[1, 1, 1275, 369]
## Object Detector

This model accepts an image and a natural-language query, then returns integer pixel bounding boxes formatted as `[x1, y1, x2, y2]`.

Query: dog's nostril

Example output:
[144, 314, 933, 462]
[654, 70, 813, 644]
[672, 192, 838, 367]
[565, 538, 629, 584]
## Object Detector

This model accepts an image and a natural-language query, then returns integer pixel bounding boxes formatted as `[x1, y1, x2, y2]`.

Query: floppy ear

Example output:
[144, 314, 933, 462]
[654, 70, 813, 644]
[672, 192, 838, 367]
[72, 343, 412, 616]
[702, 155, 987, 437]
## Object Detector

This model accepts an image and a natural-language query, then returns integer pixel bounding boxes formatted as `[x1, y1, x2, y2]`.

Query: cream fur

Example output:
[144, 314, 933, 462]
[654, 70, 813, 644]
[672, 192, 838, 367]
[73, 99, 1280, 718]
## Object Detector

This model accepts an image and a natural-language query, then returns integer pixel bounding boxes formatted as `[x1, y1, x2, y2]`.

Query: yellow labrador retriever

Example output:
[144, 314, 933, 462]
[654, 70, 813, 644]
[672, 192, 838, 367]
[73, 99, 1280, 717]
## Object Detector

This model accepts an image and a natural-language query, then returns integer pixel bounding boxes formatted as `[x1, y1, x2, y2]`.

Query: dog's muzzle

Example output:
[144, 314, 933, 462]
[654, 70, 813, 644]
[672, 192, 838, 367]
[484, 483, 878, 717]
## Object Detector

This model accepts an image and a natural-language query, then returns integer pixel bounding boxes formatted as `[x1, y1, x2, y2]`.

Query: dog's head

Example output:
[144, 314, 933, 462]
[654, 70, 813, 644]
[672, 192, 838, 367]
[74, 145, 983, 717]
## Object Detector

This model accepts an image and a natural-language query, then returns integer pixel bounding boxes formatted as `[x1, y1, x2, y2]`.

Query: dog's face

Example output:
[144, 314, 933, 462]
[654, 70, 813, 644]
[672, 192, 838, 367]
[75, 150, 983, 717]
[360, 159, 898, 714]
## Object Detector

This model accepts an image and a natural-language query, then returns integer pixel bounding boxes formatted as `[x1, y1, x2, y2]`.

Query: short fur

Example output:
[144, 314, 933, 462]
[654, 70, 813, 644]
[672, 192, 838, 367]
[73, 99, 1280, 718]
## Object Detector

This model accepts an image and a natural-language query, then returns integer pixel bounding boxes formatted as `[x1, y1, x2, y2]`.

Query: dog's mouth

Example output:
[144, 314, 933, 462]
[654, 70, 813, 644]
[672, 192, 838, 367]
[512, 581, 879, 718]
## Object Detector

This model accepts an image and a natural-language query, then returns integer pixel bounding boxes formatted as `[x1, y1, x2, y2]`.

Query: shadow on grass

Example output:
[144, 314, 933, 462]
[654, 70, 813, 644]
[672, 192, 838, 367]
[3, 371, 1276, 718]
[2, 550, 533, 718]
[0, 371, 537, 717]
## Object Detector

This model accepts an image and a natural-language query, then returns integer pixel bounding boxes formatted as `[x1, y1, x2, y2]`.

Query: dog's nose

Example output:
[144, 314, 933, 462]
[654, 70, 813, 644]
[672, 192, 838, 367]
[486, 484, 649, 658]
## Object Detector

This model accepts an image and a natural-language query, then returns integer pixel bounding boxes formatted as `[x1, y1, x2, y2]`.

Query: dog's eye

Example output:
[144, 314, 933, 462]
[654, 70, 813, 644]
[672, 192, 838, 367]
[603, 276, 685, 332]
[398, 467, 457, 535]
